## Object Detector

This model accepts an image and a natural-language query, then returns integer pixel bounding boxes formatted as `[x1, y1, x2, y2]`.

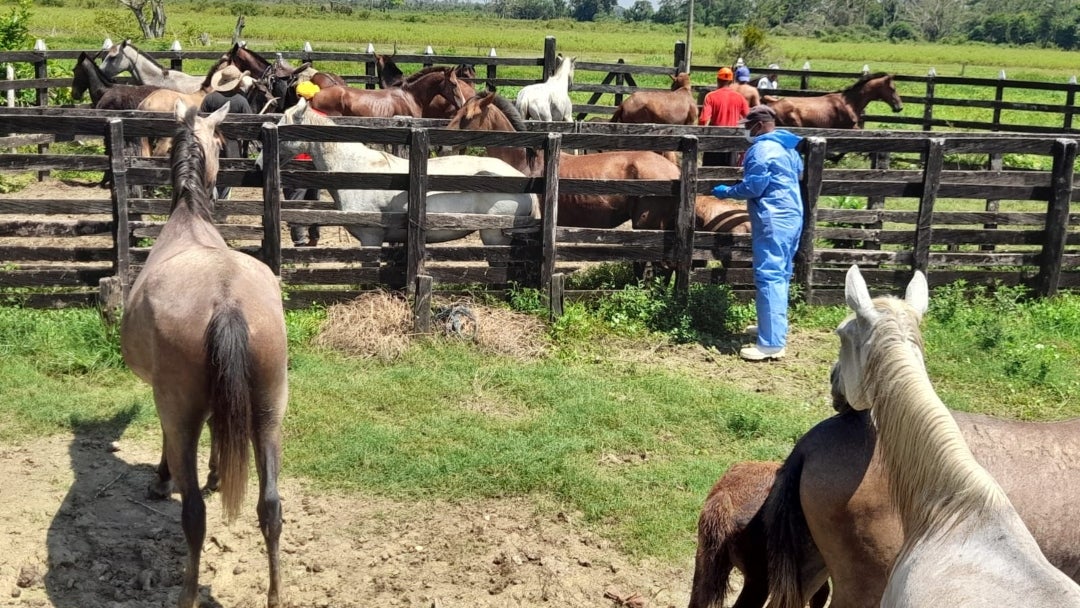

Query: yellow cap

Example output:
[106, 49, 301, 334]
[296, 81, 321, 100]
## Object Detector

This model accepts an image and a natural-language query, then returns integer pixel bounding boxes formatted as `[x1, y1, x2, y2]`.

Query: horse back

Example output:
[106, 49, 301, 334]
[312, 86, 421, 118]
[694, 196, 750, 233]
[771, 93, 857, 129]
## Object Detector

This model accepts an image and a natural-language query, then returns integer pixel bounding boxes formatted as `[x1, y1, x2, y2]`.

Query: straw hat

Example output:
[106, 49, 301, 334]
[211, 65, 248, 93]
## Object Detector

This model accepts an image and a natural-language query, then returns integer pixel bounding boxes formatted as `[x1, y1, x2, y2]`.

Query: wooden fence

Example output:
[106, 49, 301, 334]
[4, 37, 1080, 134]
[0, 107, 1078, 317]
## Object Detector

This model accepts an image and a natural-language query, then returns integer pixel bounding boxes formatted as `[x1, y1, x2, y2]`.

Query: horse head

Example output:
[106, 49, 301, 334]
[454, 63, 476, 82]
[848, 73, 903, 114]
[671, 72, 692, 93]
[99, 39, 134, 78]
[376, 54, 404, 88]
[172, 99, 229, 207]
[831, 265, 928, 413]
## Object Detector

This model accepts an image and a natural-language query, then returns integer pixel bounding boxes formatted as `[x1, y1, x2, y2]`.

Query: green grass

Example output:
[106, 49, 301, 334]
[2, 287, 1079, 560]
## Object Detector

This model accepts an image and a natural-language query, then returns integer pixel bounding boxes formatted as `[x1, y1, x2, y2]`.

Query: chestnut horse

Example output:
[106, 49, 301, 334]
[71, 51, 159, 110]
[766, 73, 903, 129]
[121, 101, 287, 608]
[375, 54, 476, 90]
[764, 270, 1080, 608]
[310, 66, 471, 119]
[611, 72, 697, 125]
[690, 461, 829, 608]
[446, 91, 681, 229]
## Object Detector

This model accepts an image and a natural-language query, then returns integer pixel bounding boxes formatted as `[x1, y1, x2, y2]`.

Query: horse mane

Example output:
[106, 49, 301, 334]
[169, 118, 214, 221]
[843, 72, 890, 94]
[405, 65, 450, 83]
[128, 42, 166, 69]
[487, 91, 530, 131]
[859, 296, 1007, 548]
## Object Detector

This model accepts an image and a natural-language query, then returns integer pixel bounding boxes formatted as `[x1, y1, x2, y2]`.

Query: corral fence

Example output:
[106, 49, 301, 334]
[4, 36, 1080, 134]
[0, 107, 1077, 322]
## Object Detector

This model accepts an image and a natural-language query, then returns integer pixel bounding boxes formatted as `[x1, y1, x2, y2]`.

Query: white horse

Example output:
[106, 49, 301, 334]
[100, 39, 206, 94]
[258, 98, 538, 247]
[832, 265, 1080, 608]
[515, 54, 575, 122]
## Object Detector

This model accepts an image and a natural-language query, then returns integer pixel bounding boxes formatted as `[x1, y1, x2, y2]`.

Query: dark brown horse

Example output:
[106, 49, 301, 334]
[224, 42, 346, 112]
[764, 398, 1080, 607]
[71, 51, 159, 110]
[310, 66, 471, 119]
[120, 100, 288, 608]
[611, 72, 697, 125]
[766, 73, 903, 128]
[375, 53, 476, 90]
[446, 91, 681, 229]
[690, 461, 829, 608]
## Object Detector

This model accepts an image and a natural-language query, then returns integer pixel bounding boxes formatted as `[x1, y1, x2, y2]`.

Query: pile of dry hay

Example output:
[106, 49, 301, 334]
[315, 291, 550, 361]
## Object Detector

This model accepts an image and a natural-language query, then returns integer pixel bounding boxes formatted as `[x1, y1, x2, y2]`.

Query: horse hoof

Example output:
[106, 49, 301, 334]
[147, 478, 173, 500]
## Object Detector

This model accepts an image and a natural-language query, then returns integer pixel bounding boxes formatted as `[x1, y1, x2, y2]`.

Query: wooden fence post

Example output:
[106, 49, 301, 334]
[795, 137, 826, 302]
[992, 70, 1005, 129]
[540, 132, 561, 302]
[923, 68, 936, 132]
[542, 36, 556, 79]
[912, 138, 945, 275]
[33, 39, 48, 181]
[675, 135, 698, 298]
[260, 122, 282, 275]
[1035, 138, 1077, 297]
[614, 58, 625, 108]
[486, 48, 497, 93]
[407, 128, 429, 294]
[800, 61, 811, 91]
[5, 64, 13, 108]
[673, 40, 686, 73]
[1065, 76, 1077, 131]
[365, 43, 376, 89]
[169, 40, 183, 72]
[548, 272, 564, 320]
[106, 118, 131, 299]
[414, 274, 432, 333]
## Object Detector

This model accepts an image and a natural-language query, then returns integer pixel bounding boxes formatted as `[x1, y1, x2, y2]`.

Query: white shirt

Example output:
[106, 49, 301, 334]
[758, 76, 777, 90]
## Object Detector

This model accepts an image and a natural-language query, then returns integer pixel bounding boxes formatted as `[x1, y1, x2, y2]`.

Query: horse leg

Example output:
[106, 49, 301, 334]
[252, 385, 287, 608]
[161, 415, 207, 608]
[148, 434, 174, 499]
[203, 416, 219, 495]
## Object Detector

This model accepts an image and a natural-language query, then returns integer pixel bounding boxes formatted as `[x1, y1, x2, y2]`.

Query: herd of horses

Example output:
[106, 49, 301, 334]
[69, 42, 1079, 608]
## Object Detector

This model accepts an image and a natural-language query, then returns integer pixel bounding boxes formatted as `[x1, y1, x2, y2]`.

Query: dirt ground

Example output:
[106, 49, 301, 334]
[0, 178, 836, 608]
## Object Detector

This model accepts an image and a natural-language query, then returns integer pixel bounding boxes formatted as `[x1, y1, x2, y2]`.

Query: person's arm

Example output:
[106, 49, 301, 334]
[712, 146, 770, 200]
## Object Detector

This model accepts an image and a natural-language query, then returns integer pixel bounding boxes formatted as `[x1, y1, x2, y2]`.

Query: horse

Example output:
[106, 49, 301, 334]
[689, 461, 830, 608]
[224, 43, 346, 112]
[515, 54, 575, 121]
[763, 403, 1080, 608]
[375, 54, 476, 90]
[71, 50, 159, 110]
[821, 265, 1080, 607]
[610, 72, 697, 125]
[766, 73, 902, 129]
[100, 39, 205, 94]
[257, 97, 537, 247]
[309, 66, 472, 119]
[120, 100, 287, 608]
[445, 91, 681, 230]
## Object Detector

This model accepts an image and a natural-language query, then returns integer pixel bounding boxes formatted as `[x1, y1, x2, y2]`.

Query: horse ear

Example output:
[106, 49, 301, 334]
[904, 271, 929, 318]
[206, 102, 230, 130]
[844, 265, 877, 321]
[174, 99, 196, 129]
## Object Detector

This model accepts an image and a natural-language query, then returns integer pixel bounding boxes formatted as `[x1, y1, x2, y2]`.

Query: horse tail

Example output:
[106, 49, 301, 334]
[689, 490, 740, 608]
[763, 449, 812, 608]
[205, 303, 253, 523]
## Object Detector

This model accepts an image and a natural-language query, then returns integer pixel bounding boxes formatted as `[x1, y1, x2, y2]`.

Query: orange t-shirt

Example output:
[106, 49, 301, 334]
[699, 87, 750, 126]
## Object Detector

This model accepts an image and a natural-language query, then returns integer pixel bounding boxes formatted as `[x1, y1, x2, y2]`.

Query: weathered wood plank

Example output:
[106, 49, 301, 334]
[1035, 139, 1078, 297]
[913, 139, 945, 272]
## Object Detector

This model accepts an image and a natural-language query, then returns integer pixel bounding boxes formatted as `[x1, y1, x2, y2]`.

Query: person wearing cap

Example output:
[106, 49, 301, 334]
[201, 65, 254, 200]
[699, 67, 749, 166]
[735, 66, 752, 84]
[758, 64, 781, 90]
[712, 104, 803, 361]
[287, 81, 323, 247]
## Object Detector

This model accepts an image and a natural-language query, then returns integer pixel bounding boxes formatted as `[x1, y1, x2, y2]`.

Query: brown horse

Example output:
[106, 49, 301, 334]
[375, 53, 476, 90]
[611, 72, 697, 125]
[310, 66, 471, 119]
[120, 100, 288, 608]
[764, 389, 1080, 607]
[690, 461, 829, 608]
[224, 42, 346, 112]
[71, 51, 160, 110]
[766, 73, 903, 128]
[446, 91, 681, 229]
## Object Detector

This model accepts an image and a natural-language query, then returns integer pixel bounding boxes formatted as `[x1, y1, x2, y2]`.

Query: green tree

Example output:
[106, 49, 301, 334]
[0, 0, 30, 51]
[569, 0, 615, 21]
[623, 0, 653, 22]
[651, 0, 684, 25]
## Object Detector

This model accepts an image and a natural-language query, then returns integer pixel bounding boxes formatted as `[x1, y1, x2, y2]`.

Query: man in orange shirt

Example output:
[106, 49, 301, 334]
[700, 67, 750, 166]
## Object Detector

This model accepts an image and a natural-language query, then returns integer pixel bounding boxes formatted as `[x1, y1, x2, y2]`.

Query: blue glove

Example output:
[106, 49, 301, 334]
[712, 184, 730, 198]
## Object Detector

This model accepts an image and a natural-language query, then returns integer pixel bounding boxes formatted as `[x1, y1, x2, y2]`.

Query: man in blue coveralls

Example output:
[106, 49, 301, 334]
[711, 104, 805, 361]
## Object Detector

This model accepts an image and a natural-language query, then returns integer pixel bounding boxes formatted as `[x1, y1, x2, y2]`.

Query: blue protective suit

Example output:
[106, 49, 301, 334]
[712, 129, 804, 348]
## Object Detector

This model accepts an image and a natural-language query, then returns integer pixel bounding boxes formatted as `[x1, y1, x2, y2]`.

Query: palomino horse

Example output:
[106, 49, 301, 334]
[766, 73, 903, 128]
[763, 405, 1080, 608]
[515, 54, 575, 121]
[71, 51, 159, 110]
[823, 266, 1080, 607]
[120, 101, 287, 608]
[309, 66, 472, 119]
[257, 98, 537, 247]
[611, 72, 697, 125]
[100, 39, 205, 93]
[446, 91, 681, 230]
[689, 461, 829, 608]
